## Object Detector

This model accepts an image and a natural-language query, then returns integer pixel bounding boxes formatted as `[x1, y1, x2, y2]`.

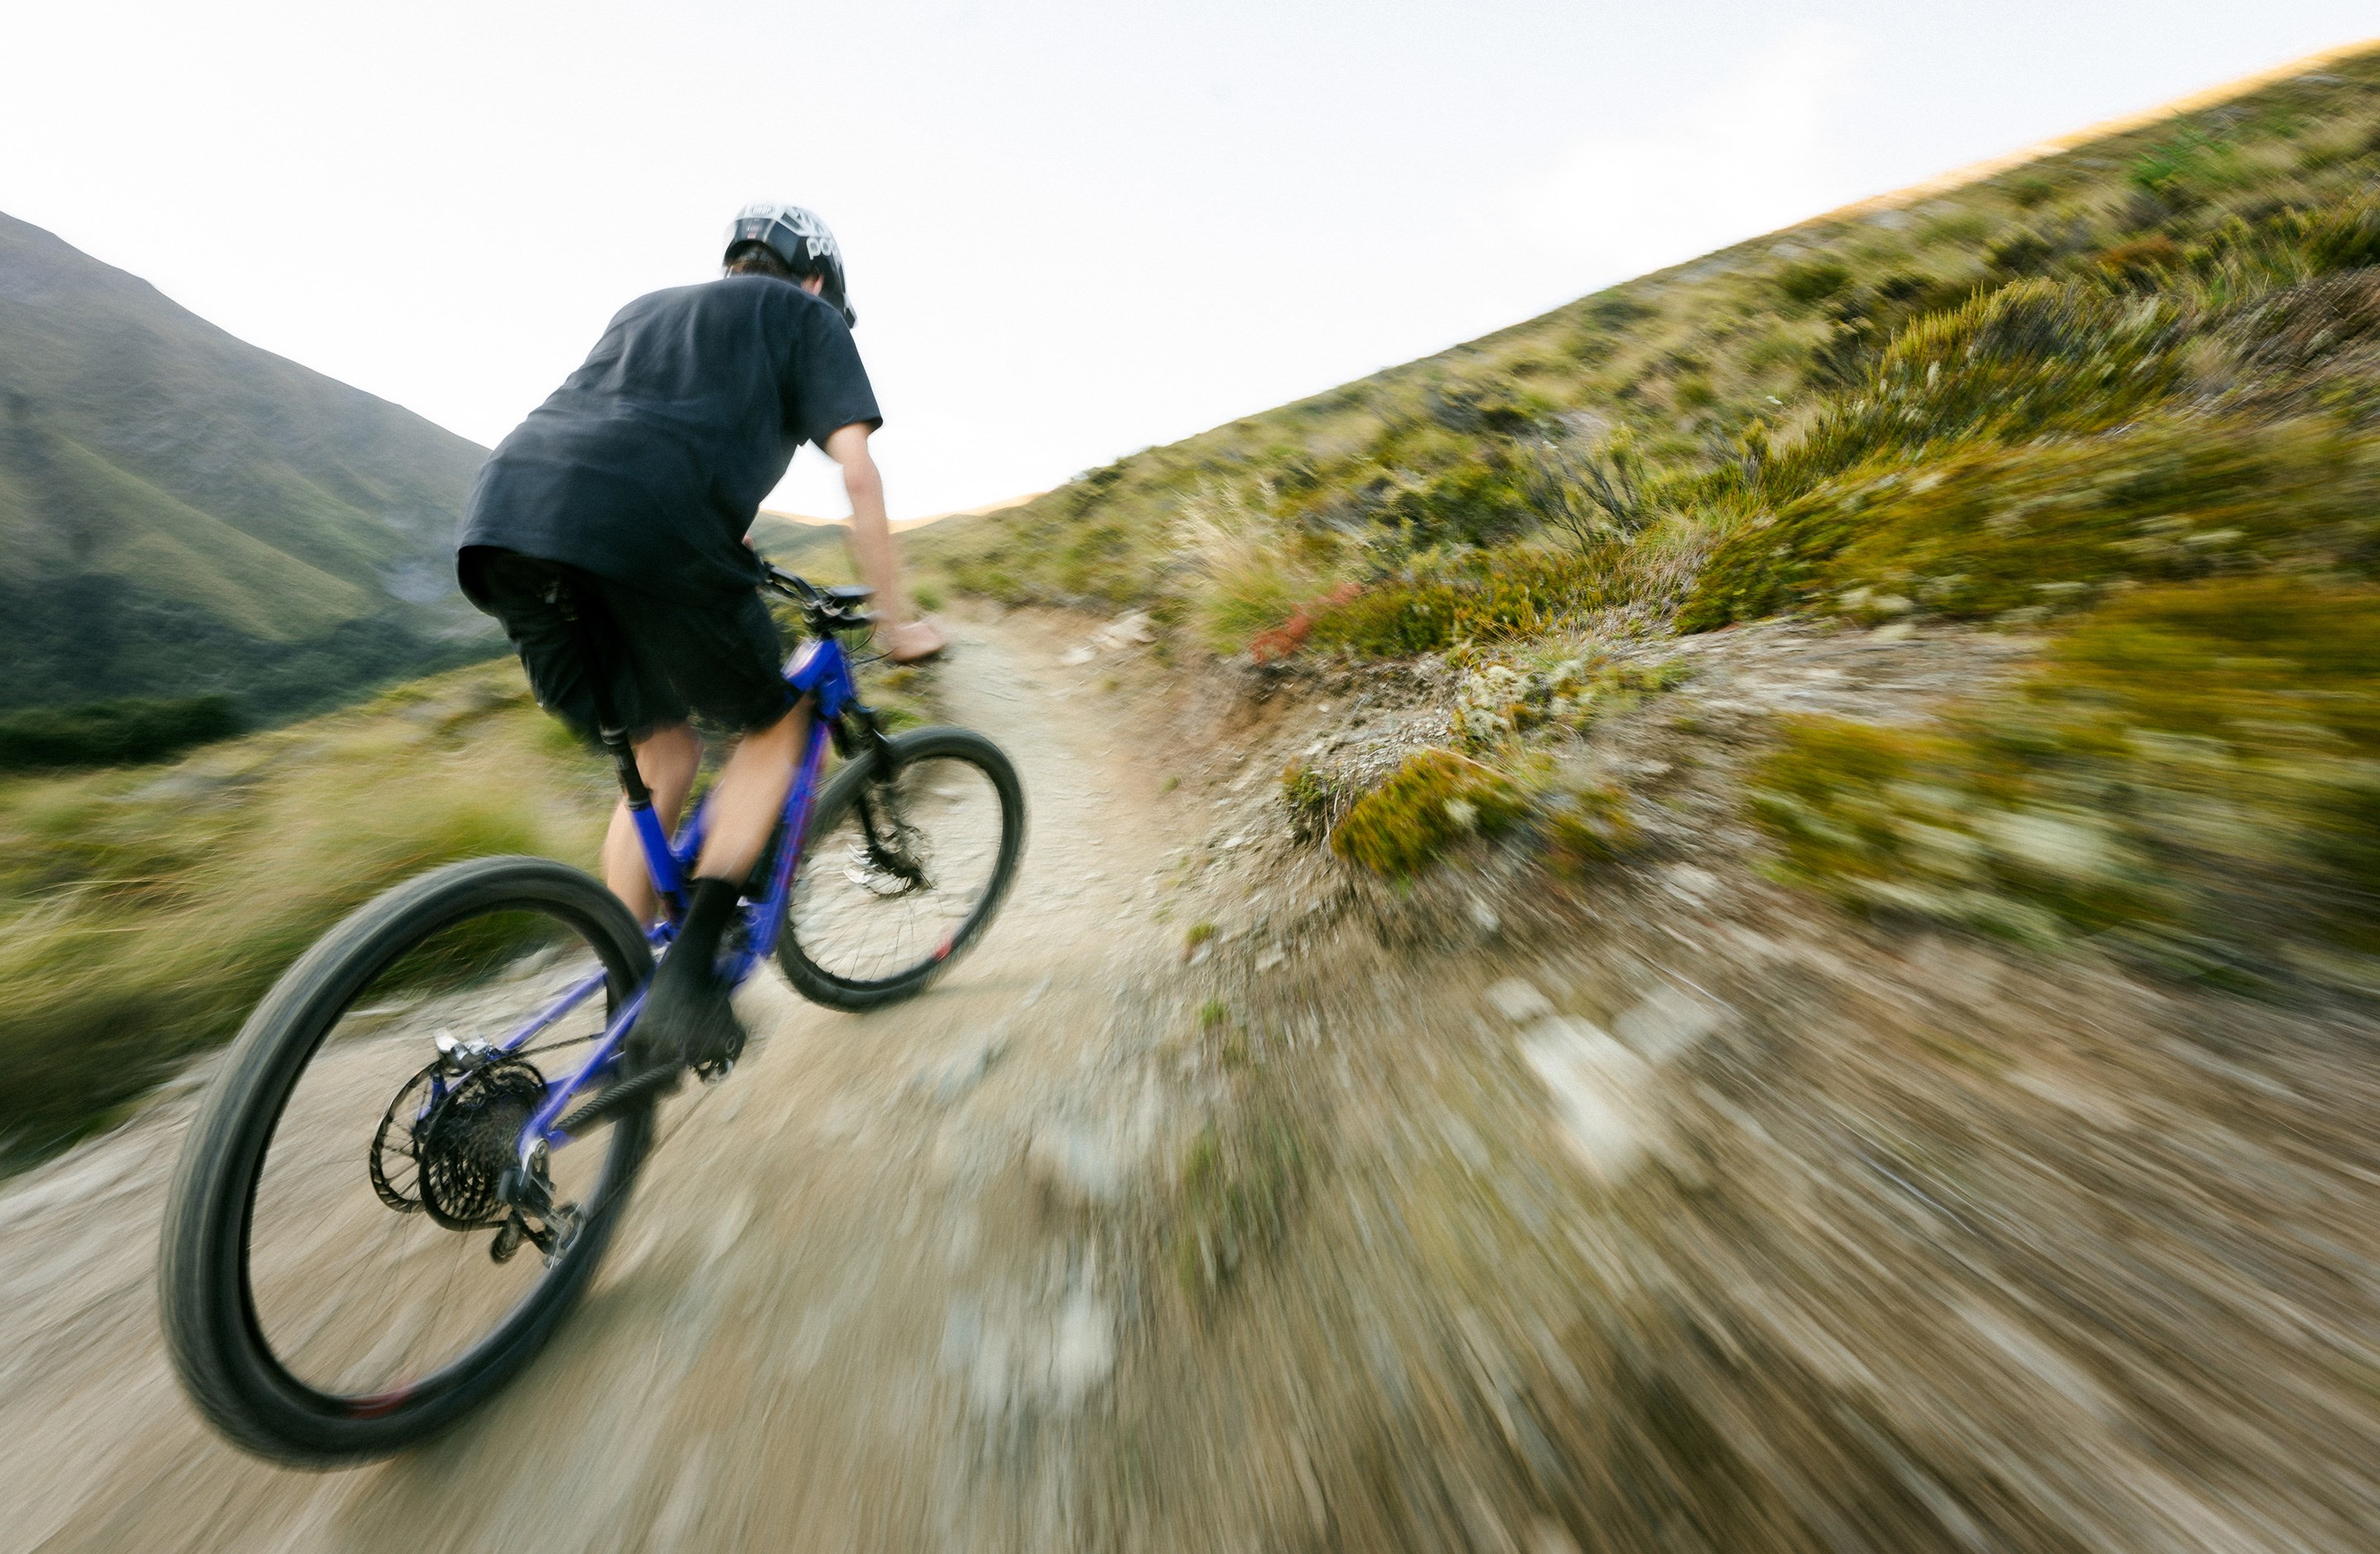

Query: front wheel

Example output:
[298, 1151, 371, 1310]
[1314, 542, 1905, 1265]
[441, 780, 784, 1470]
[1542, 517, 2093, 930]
[777, 725, 1026, 1011]
[158, 856, 654, 1465]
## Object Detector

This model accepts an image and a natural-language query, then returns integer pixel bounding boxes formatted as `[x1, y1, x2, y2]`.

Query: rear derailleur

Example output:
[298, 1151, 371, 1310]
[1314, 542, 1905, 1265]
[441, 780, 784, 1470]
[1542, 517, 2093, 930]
[492, 1137, 584, 1266]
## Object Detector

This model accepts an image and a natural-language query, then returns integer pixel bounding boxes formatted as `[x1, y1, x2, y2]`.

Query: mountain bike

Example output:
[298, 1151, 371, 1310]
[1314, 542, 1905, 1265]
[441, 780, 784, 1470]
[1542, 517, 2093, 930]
[157, 566, 1025, 1465]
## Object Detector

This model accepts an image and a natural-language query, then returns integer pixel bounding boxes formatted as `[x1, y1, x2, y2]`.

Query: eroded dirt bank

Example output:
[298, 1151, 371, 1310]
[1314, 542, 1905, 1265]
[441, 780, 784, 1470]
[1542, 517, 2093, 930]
[2, 608, 2377, 1552]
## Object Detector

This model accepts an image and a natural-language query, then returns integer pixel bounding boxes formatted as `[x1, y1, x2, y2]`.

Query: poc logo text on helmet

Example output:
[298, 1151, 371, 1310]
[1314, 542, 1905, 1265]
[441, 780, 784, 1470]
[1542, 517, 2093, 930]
[725, 203, 856, 327]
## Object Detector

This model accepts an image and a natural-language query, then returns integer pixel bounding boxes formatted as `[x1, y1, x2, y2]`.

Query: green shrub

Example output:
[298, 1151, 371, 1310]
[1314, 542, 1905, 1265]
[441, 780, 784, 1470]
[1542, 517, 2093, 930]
[1984, 228, 2061, 279]
[1330, 749, 1526, 877]
[1682, 417, 2380, 632]
[2007, 174, 2059, 209]
[1367, 455, 1537, 551]
[1830, 417, 2379, 617]
[1777, 261, 1853, 307]
[1749, 579, 2380, 982]
[1584, 292, 1658, 329]
[0, 696, 240, 770]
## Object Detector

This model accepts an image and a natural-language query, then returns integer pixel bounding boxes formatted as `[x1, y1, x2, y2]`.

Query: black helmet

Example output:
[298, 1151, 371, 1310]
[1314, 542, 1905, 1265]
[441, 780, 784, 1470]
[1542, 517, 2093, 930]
[725, 202, 855, 327]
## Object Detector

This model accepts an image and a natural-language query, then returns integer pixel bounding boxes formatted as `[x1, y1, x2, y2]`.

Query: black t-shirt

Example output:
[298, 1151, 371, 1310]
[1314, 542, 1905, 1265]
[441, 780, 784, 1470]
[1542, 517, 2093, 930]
[458, 274, 880, 602]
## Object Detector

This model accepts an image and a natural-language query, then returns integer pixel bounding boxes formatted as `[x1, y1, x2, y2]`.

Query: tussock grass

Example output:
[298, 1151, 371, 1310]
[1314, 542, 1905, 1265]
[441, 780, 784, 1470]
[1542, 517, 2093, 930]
[1752, 279, 2195, 509]
[931, 56, 2380, 666]
[1683, 416, 2380, 632]
[0, 663, 609, 1167]
[925, 57, 2380, 988]
[1171, 481, 1337, 656]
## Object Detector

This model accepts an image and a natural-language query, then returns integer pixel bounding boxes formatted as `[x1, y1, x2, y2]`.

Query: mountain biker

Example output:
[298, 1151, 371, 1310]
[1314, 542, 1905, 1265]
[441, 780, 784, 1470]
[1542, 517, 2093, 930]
[455, 201, 942, 1081]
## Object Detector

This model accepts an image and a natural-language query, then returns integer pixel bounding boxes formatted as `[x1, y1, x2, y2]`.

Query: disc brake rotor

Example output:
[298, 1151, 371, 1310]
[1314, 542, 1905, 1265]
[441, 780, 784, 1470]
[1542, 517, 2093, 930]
[844, 787, 932, 896]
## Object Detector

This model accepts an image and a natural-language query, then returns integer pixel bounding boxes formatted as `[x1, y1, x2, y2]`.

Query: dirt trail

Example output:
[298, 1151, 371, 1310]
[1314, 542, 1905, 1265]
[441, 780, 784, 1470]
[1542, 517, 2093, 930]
[0, 611, 1207, 1554]
[8, 612, 2380, 1554]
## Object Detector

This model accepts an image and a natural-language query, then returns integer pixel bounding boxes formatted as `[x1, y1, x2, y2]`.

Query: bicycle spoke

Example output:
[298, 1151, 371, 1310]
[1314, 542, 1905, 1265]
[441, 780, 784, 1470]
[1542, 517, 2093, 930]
[243, 907, 627, 1398]
[789, 751, 1007, 988]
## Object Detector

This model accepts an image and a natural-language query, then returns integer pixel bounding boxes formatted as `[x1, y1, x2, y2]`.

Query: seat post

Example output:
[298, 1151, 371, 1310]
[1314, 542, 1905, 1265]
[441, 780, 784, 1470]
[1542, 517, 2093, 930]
[601, 725, 652, 809]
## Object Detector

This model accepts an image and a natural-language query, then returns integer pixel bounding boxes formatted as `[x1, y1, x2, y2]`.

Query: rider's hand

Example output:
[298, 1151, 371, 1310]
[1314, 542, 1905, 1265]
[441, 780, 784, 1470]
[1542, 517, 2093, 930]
[884, 617, 947, 664]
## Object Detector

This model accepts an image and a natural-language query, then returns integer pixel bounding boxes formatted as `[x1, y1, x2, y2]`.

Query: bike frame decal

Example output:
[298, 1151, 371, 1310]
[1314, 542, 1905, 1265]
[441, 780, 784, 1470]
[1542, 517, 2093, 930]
[515, 634, 856, 1166]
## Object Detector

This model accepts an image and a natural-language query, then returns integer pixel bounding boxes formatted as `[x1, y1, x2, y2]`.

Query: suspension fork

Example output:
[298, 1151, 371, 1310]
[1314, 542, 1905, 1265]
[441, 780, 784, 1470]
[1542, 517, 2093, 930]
[849, 714, 926, 878]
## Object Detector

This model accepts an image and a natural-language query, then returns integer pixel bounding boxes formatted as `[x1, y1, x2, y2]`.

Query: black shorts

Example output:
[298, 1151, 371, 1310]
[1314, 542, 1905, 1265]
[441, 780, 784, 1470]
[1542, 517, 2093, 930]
[461, 546, 795, 741]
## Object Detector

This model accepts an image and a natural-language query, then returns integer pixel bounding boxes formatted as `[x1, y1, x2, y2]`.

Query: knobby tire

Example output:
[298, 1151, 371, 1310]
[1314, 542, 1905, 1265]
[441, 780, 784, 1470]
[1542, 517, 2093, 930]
[158, 856, 654, 1466]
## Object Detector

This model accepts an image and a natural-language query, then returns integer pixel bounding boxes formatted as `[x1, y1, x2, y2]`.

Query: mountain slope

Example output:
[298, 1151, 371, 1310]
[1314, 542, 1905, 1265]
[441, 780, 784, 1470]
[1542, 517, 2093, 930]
[939, 46, 2380, 624]
[0, 212, 496, 718]
[930, 45, 2380, 993]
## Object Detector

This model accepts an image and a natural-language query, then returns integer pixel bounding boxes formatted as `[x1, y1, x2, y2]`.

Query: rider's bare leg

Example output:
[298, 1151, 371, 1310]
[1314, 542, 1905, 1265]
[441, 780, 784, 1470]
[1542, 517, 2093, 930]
[626, 701, 808, 1074]
[601, 722, 700, 924]
[689, 701, 809, 884]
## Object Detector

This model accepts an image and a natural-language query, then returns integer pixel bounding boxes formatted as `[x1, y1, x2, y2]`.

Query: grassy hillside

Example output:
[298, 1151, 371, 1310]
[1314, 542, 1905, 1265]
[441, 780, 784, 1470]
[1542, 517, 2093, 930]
[940, 52, 2380, 636]
[0, 660, 613, 1167]
[0, 614, 948, 1170]
[0, 212, 498, 721]
[940, 48, 2380, 989]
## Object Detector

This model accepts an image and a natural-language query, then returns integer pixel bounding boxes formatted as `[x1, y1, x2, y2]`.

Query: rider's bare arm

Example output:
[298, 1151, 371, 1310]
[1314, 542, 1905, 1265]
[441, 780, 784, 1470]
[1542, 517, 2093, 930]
[823, 420, 945, 663]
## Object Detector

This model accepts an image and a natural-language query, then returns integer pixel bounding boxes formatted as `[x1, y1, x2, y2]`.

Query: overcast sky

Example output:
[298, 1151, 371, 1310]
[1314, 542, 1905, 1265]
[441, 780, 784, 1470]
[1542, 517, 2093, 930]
[2, 2, 2373, 518]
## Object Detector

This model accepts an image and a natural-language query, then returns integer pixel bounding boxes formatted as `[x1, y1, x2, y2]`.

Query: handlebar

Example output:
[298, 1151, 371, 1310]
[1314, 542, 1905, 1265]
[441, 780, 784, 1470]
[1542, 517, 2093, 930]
[759, 561, 875, 633]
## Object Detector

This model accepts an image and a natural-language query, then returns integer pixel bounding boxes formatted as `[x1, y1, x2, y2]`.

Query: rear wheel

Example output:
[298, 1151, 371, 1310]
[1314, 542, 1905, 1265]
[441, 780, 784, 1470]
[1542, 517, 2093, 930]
[159, 856, 653, 1465]
[776, 725, 1025, 1011]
